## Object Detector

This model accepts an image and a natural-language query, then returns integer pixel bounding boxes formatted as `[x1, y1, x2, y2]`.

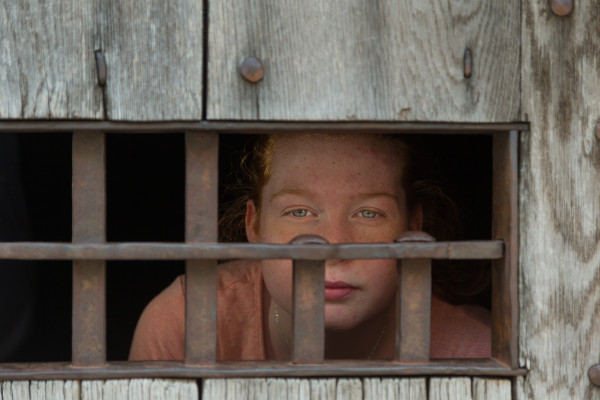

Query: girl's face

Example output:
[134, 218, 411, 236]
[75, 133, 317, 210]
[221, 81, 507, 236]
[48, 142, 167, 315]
[246, 135, 421, 331]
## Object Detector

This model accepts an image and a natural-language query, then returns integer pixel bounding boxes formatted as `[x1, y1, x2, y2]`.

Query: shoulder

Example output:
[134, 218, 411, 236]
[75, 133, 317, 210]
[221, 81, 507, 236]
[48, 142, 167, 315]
[430, 296, 491, 358]
[129, 276, 186, 360]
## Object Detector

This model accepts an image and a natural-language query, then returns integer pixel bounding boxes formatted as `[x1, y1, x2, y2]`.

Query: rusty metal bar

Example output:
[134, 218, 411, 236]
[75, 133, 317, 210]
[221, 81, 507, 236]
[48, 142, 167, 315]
[71, 132, 106, 366]
[290, 235, 327, 363]
[0, 359, 527, 380]
[491, 130, 519, 368]
[0, 360, 527, 380]
[292, 258, 325, 363]
[0, 240, 504, 261]
[184, 132, 219, 365]
[396, 259, 431, 361]
[395, 232, 434, 362]
[0, 121, 529, 134]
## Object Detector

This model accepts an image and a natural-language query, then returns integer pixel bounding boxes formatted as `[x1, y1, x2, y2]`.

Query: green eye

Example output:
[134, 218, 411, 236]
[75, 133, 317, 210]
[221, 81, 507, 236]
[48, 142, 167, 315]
[360, 210, 377, 218]
[292, 209, 308, 217]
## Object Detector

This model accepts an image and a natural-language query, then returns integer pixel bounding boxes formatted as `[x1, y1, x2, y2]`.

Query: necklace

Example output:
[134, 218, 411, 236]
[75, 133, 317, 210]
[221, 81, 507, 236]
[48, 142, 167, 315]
[273, 303, 388, 359]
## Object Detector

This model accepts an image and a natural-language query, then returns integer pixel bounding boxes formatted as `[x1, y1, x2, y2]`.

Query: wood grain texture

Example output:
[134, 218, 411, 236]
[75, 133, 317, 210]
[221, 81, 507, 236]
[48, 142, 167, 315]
[472, 379, 511, 400]
[80, 379, 198, 400]
[99, 0, 203, 120]
[429, 378, 472, 400]
[363, 378, 426, 400]
[208, 0, 520, 121]
[0, 0, 103, 118]
[519, 0, 600, 398]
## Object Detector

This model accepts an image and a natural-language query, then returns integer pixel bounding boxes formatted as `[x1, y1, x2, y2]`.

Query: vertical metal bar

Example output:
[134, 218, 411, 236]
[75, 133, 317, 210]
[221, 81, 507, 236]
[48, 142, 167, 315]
[291, 235, 326, 364]
[72, 132, 106, 366]
[491, 130, 519, 368]
[184, 132, 218, 365]
[395, 231, 434, 362]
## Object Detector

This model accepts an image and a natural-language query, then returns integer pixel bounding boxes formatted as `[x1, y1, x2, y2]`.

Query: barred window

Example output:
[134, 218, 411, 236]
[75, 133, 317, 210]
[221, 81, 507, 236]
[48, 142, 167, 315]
[0, 123, 523, 380]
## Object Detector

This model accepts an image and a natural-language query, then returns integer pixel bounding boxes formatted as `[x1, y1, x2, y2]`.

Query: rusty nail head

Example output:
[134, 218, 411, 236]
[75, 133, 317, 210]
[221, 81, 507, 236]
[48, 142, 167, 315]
[551, 0, 573, 16]
[240, 57, 264, 83]
[596, 120, 600, 140]
[463, 49, 472, 79]
[589, 365, 600, 386]
[95, 51, 107, 87]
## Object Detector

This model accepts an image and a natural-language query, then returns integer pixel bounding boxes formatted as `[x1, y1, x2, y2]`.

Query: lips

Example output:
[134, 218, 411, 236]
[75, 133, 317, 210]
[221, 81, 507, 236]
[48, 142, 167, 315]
[324, 281, 357, 300]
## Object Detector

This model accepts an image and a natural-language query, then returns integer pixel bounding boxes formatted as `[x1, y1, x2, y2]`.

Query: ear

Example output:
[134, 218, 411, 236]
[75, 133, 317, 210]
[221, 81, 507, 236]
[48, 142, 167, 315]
[408, 203, 424, 231]
[245, 200, 260, 243]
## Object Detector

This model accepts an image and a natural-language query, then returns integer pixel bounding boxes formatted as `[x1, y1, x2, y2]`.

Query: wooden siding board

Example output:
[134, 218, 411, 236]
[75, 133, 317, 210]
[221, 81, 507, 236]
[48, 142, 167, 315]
[363, 378, 426, 400]
[519, 0, 600, 398]
[429, 378, 472, 400]
[100, 0, 203, 120]
[208, 0, 520, 121]
[0, 0, 103, 119]
[472, 379, 511, 400]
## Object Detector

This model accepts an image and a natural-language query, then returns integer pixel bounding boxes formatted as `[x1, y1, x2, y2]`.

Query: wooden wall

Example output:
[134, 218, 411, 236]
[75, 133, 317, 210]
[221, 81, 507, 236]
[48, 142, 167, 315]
[518, 0, 600, 398]
[0, 378, 510, 400]
[3, 0, 600, 398]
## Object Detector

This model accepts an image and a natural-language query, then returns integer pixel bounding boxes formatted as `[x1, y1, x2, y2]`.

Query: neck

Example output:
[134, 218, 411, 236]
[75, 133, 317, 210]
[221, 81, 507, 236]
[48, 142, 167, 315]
[264, 291, 395, 360]
[324, 305, 394, 360]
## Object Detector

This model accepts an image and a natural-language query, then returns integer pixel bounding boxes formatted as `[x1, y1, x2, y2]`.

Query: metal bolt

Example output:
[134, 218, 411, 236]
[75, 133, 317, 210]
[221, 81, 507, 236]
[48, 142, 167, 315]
[240, 57, 264, 83]
[95, 50, 107, 87]
[395, 231, 436, 243]
[551, 0, 573, 16]
[289, 234, 329, 246]
[589, 365, 600, 386]
[464, 49, 473, 79]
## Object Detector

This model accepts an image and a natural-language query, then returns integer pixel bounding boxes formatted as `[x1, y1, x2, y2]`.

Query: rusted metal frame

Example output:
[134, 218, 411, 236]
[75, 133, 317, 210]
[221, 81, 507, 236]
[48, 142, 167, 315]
[71, 132, 106, 366]
[184, 132, 219, 365]
[0, 360, 527, 380]
[0, 121, 529, 134]
[491, 130, 519, 368]
[0, 240, 504, 261]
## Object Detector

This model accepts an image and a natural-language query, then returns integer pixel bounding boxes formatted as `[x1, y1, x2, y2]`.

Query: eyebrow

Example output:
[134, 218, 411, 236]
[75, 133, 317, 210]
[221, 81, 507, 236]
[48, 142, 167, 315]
[270, 189, 400, 203]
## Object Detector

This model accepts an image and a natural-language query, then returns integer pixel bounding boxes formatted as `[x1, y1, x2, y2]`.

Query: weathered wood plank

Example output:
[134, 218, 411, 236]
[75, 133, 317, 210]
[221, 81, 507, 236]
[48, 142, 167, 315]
[99, 0, 203, 120]
[519, 0, 600, 399]
[208, 0, 519, 121]
[0, 0, 103, 118]
[429, 378, 472, 400]
[363, 378, 426, 400]
[80, 379, 198, 400]
[2, 382, 30, 400]
[335, 379, 361, 400]
[472, 378, 511, 400]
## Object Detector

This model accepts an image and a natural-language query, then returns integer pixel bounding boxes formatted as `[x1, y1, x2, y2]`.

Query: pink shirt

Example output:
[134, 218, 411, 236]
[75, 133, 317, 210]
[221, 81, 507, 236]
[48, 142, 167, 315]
[129, 261, 491, 360]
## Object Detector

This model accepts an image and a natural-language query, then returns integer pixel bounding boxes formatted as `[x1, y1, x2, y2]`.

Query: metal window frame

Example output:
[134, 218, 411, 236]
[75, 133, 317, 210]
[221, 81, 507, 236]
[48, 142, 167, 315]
[0, 121, 526, 380]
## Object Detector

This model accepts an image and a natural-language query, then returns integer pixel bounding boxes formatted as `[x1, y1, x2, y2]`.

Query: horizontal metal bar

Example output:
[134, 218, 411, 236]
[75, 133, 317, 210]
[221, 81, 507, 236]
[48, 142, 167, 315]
[0, 360, 526, 380]
[0, 241, 503, 260]
[0, 120, 529, 134]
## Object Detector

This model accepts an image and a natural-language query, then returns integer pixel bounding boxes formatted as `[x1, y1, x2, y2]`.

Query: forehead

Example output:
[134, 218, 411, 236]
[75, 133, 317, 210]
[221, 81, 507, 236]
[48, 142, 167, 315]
[267, 135, 405, 186]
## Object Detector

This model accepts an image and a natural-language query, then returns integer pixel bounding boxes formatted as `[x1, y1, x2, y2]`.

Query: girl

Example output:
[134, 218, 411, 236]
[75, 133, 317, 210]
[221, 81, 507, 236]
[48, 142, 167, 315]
[129, 134, 491, 360]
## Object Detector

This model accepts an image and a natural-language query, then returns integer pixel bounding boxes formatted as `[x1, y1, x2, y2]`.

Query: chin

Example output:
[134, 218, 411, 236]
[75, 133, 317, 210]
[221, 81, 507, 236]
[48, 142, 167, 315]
[324, 315, 362, 332]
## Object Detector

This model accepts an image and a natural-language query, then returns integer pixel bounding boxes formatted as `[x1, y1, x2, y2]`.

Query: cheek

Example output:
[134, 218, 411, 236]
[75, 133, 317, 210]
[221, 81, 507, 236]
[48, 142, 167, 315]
[262, 260, 293, 312]
[363, 261, 398, 304]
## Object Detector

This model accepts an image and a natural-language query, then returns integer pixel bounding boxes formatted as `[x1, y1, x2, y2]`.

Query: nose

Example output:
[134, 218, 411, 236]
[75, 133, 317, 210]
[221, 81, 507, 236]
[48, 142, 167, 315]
[318, 218, 352, 266]
[318, 217, 352, 245]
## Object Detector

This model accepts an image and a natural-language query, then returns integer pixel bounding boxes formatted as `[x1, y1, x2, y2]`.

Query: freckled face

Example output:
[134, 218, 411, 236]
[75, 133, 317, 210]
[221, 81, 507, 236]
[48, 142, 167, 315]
[246, 135, 418, 331]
